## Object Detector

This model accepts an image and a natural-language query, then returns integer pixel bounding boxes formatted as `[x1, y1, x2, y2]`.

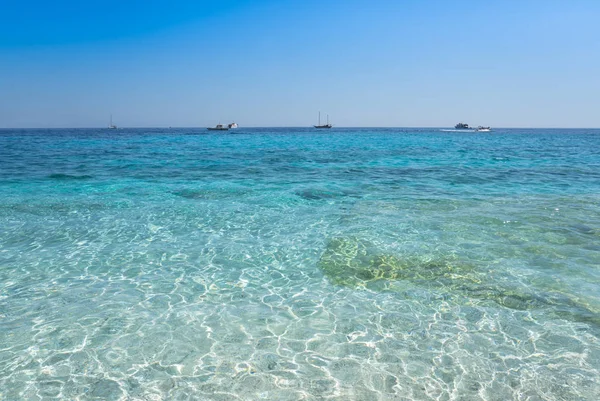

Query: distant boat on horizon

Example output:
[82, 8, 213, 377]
[228, 122, 238, 129]
[108, 114, 117, 129]
[446, 122, 491, 132]
[314, 112, 332, 129]
[207, 124, 229, 131]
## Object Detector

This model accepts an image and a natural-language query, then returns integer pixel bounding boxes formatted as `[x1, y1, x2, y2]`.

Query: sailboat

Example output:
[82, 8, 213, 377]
[108, 114, 117, 129]
[314, 112, 332, 129]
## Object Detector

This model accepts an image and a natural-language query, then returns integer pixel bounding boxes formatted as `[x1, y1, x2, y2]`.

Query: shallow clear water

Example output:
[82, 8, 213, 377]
[1, 127, 600, 400]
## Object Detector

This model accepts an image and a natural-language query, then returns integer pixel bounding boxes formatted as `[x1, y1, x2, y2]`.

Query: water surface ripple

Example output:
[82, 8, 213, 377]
[1, 127, 600, 400]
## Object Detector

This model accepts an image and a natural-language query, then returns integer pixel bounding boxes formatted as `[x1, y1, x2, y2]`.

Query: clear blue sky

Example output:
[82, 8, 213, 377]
[1, 0, 599, 128]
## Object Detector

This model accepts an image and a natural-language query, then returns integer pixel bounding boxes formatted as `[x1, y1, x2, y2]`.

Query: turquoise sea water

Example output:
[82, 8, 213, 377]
[1, 127, 600, 400]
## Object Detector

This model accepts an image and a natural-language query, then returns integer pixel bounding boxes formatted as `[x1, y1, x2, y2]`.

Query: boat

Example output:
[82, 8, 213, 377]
[207, 124, 229, 131]
[314, 112, 332, 129]
[475, 126, 491, 132]
[108, 114, 117, 129]
[228, 122, 238, 129]
[454, 122, 470, 129]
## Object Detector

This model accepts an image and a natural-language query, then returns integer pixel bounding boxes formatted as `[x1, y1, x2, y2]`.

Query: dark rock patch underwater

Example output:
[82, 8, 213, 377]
[319, 237, 600, 327]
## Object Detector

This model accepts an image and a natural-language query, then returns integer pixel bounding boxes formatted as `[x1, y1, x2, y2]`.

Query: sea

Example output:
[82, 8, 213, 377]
[1, 127, 599, 400]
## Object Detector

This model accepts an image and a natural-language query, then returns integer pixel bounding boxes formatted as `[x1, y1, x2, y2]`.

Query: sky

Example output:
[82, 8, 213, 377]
[1, 0, 599, 128]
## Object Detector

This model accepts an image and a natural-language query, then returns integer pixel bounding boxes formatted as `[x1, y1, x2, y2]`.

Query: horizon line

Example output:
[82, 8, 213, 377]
[2, 126, 600, 130]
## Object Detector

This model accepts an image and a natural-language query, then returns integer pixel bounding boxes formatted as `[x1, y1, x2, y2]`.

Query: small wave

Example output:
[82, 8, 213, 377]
[47, 173, 94, 180]
[296, 187, 358, 201]
[173, 188, 248, 200]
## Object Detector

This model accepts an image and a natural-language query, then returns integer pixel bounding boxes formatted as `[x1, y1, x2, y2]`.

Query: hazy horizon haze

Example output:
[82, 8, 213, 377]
[1, 0, 599, 128]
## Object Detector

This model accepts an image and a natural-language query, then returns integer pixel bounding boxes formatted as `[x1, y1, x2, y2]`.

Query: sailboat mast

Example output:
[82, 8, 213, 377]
[318, 111, 321, 126]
